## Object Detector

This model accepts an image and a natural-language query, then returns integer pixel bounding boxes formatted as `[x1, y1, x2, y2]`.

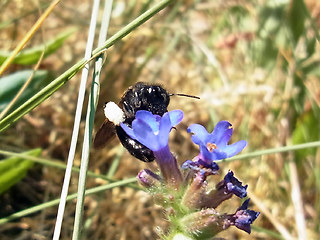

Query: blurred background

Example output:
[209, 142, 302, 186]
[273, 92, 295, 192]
[0, 0, 319, 239]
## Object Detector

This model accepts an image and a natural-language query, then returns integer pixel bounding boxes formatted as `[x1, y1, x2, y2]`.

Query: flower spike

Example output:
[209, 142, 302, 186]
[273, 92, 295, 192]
[119, 109, 259, 239]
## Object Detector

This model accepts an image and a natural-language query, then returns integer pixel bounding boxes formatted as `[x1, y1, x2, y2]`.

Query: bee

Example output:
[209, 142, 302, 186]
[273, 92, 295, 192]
[93, 82, 199, 162]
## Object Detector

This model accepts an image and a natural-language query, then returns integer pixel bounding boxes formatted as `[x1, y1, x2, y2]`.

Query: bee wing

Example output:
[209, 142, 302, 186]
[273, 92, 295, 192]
[93, 119, 116, 149]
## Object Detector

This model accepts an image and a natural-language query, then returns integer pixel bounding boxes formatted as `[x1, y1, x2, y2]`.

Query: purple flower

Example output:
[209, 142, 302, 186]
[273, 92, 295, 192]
[121, 110, 183, 188]
[229, 199, 260, 234]
[187, 121, 247, 163]
[222, 171, 248, 198]
[121, 110, 183, 151]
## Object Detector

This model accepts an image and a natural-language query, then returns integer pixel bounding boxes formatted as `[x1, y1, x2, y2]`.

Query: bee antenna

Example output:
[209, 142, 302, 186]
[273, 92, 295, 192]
[169, 93, 200, 99]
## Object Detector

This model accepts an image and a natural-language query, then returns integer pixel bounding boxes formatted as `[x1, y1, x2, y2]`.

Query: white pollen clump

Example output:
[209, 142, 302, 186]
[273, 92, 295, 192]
[104, 101, 125, 125]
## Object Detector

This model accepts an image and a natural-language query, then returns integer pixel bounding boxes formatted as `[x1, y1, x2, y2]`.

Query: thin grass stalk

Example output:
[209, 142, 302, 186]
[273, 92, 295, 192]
[72, 0, 113, 239]
[220, 140, 320, 163]
[0, 177, 137, 225]
[52, 1, 101, 239]
[0, 149, 113, 180]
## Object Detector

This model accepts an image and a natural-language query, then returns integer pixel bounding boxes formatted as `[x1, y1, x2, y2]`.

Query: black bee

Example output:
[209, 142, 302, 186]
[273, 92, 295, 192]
[94, 82, 199, 162]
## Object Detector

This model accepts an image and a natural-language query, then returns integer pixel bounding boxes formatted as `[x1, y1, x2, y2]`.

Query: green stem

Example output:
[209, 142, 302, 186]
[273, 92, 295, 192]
[0, 149, 118, 182]
[218, 140, 320, 163]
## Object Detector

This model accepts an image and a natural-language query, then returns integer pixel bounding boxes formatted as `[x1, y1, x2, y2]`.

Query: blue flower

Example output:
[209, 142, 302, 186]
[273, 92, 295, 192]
[187, 121, 247, 162]
[120, 110, 183, 152]
[121, 110, 184, 188]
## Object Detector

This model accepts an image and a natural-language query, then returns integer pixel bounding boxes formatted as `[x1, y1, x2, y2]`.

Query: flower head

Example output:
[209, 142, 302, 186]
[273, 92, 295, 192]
[120, 110, 260, 237]
[120, 110, 183, 152]
[188, 121, 247, 163]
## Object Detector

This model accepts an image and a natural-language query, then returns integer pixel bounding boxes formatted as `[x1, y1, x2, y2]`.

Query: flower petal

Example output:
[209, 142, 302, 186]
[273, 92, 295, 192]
[158, 113, 172, 148]
[131, 118, 160, 151]
[224, 171, 247, 198]
[219, 140, 247, 158]
[157, 110, 183, 147]
[201, 147, 227, 161]
[187, 124, 210, 146]
[168, 110, 184, 126]
[210, 120, 233, 146]
[120, 122, 136, 139]
[135, 110, 159, 133]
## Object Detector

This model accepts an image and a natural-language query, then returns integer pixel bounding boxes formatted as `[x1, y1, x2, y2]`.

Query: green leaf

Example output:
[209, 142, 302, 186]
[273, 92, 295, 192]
[0, 28, 76, 65]
[0, 70, 50, 115]
[0, 148, 41, 195]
